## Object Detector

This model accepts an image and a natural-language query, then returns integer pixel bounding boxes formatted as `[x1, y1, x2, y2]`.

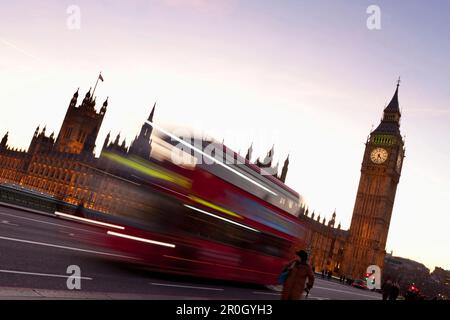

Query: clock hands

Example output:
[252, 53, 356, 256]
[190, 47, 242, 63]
[371, 148, 388, 164]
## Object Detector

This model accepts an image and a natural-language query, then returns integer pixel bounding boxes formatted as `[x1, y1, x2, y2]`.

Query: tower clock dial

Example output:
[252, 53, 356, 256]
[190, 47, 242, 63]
[370, 147, 388, 164]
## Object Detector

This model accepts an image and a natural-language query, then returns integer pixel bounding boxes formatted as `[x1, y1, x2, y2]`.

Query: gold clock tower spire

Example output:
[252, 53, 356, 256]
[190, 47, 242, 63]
[342, 81, 405, 279]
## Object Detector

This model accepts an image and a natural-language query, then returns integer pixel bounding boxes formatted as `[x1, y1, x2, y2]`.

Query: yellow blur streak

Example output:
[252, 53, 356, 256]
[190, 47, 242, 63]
[189, 195, 243, 219]
[102, 151, 191, 189]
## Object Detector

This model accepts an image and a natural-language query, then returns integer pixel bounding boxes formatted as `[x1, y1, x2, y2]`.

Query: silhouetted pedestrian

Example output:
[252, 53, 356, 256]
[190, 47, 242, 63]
[382, 279, 393, 300]
[389, 282, 400, 300]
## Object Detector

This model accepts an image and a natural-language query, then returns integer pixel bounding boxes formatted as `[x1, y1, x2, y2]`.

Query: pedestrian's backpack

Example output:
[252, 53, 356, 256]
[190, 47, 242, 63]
[277, 261, 297, 284]
[277, 270, 289, 284]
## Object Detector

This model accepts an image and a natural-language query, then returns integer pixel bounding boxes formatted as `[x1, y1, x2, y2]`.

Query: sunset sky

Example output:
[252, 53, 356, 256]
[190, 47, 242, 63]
[0, 0, 449, 270]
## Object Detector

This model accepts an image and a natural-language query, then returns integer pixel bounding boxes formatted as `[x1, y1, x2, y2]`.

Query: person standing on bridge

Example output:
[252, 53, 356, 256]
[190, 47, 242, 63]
[327, 270, 332, 280]
[281, 250, 315, 300]
[389, 281, 400, 300]
[381, 278, 393, 300]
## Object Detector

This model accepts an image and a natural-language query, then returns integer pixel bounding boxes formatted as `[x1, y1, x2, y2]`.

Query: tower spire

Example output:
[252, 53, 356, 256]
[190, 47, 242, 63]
[69, 88, 79, 108]
[373, 79, 402, 136]
[103, 131, 111, 149]
[100, 97, 108, 115]
[269, 144, 274, 156]
[0, 131, 8, 148]
[384, 78, 401, 115]
[280, 154, 289, 183]
[114, 132, 121, 145]
[245, 142, 253, 161]
[148, 102, 156, 122]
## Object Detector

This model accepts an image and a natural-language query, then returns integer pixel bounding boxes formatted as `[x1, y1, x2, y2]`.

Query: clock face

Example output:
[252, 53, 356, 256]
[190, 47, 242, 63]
[370, 148, 388, 164]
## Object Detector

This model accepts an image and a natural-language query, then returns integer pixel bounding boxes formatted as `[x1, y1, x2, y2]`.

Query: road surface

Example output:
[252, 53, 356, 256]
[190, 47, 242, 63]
[0, 204, 381, 300]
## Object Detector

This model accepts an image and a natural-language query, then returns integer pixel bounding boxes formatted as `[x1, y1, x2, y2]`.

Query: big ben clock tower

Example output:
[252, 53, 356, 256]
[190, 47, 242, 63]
[342, 80, 405, 279]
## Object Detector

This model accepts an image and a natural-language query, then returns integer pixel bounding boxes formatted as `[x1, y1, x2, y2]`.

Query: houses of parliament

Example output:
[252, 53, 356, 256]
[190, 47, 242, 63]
[0, 79, 404, 280]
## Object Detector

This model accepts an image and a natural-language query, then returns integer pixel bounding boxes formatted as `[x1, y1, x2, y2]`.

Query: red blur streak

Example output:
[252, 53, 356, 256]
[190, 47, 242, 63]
[106, 224, 285, 284]
[101, 152, 307, 285]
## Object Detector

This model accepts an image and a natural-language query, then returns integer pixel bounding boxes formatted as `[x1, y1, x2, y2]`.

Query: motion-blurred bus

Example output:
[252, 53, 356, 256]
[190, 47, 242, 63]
[92, 128, 308, 285]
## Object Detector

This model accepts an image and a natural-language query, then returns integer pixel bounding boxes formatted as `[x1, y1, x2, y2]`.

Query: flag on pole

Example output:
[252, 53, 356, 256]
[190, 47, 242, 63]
[99, 73, 104, 82]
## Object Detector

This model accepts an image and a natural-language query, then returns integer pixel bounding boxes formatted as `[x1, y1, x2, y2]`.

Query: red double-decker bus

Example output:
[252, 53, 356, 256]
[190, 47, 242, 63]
[95, 130, 308, 285]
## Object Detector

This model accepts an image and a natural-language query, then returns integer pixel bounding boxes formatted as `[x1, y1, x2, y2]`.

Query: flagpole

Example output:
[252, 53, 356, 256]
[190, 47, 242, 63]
[92, 72, 101, 98]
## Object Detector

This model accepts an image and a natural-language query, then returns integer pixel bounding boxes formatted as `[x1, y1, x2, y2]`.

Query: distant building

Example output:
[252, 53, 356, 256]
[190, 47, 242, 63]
[430, 267, 450, 286]
[383, 253, 449, 298]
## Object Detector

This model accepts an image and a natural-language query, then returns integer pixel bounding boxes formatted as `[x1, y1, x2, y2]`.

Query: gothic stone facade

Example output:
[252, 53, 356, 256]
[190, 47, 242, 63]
[0, 88, 155, 214]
